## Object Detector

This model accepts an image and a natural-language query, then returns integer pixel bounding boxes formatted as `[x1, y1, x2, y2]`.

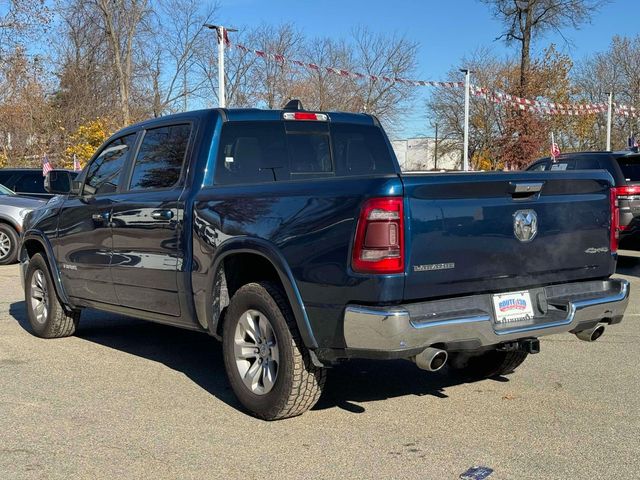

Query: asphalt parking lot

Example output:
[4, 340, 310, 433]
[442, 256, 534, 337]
[1, 256, 639, 480]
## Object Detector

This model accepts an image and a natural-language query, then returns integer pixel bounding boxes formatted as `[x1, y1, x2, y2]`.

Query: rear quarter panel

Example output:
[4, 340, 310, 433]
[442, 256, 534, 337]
[192, 175, 404, 348]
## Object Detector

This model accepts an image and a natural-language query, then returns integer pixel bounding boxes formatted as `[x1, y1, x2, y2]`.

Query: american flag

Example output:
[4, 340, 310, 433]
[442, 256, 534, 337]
[550, 132, 561, 160]
[42, 154, 53, 176]
[73, 154, 81, 172]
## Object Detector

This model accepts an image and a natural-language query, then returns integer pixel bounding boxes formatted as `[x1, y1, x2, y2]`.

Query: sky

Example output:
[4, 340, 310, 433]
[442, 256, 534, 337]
[215, 0, 638, 138]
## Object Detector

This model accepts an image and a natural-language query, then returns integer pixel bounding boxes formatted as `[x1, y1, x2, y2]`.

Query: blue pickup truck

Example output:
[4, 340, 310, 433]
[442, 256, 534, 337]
[20, 103, 630, 419]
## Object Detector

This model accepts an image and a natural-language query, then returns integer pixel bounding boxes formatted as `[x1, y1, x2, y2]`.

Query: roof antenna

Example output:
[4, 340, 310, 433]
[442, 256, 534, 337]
[283, 99, 304, 111]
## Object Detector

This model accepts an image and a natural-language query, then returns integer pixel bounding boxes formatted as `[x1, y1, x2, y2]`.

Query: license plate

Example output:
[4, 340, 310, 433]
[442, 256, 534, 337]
[492, 290, 535, 326]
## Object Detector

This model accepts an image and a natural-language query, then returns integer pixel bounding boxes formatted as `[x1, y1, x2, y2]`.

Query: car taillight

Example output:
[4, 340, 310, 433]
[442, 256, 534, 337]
[610, 188, 619, 254]
[352, 197, 404, 274]
[613, 185, 640, 198]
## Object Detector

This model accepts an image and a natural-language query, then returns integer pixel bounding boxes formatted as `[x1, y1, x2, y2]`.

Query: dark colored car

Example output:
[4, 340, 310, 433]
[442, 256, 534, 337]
[20, 104, 629, 420]
[0, 168, 78, 200]
[527, 151, 640, 249]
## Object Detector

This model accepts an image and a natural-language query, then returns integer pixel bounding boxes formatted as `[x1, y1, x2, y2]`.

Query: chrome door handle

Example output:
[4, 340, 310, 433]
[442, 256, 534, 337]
[151, 210, 174, 220]
[91, 211, 110, 223]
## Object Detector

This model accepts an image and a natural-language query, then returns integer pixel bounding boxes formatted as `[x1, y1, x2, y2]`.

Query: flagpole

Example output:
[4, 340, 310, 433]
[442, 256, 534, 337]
[218, 26, 225, 108]
[551, 132, 555, 159]
[460, 68, 471, 171]
[606, 91, 613, 151]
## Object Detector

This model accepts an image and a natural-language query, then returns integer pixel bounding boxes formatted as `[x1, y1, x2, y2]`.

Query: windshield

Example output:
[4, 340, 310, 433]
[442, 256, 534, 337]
[0, 184, 15, 195]
[617, 156, 640, 182]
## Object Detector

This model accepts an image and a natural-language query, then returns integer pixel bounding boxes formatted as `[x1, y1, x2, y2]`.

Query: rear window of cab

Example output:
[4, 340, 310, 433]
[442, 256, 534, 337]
[214, 121, 395, 185]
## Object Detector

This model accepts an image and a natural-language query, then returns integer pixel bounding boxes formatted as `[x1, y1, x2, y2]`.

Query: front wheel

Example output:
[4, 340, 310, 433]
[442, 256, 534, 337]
[0, 224, 19, 265]
[222, 281, 326, 420]
[25, 253, 80, 338]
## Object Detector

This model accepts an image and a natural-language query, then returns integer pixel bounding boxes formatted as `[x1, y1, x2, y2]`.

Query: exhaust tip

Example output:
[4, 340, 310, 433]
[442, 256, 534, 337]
[430, 351, 447, 371]
[415, 347, 448, 372]
[575, 324, 606, 342]
[590, 325, 605, 341]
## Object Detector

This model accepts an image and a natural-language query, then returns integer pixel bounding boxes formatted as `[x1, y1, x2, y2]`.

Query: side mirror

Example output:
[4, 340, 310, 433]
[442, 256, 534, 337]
[45, 169, 78, 195]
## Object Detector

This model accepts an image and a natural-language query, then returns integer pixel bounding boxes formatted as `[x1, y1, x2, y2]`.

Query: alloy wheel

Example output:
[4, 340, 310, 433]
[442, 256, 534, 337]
[30, 269, 49, 324]
[233, 309, 279, 395]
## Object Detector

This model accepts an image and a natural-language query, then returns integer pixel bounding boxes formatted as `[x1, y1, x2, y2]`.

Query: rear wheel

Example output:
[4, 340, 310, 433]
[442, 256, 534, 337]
[222, 281, 326, 420]
[0, 224, 19, 265]
[448, 349, 529, 379]
[25, 253, 80, 338]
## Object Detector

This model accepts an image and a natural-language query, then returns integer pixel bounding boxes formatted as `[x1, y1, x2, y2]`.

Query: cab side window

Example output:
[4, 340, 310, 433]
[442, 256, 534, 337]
[129, 124, 191, 190]
[84, 133, 137, 196]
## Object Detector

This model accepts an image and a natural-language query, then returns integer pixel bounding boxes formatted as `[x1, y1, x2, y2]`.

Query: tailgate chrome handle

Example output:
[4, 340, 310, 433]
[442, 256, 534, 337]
[509, 182, 544, 194]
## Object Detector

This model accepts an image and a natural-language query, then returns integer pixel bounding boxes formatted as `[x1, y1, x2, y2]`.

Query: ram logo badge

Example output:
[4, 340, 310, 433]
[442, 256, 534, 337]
[513, 209, 538, 242]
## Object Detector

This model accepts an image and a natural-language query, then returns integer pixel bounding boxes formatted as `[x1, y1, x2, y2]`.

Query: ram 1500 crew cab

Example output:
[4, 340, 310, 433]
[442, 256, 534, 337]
[20, 102, 629, 419]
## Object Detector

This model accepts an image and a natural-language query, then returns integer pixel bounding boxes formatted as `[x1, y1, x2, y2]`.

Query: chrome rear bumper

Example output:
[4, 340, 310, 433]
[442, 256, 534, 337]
[343, 279, 629, 352]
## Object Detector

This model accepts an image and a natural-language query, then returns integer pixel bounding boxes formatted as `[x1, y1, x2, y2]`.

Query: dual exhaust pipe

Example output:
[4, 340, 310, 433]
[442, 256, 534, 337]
[575, 323, 606, 342]
[414, 323, 606, 372]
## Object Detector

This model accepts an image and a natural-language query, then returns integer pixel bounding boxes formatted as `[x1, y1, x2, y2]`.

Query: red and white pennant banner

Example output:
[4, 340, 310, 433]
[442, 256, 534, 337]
[231, 42, 638, 117]
[233, 43, 463, 88]
[470, 85, 610, 116]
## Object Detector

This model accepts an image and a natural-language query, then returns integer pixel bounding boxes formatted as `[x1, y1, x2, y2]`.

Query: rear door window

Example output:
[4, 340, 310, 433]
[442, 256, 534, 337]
[574, 158, 601, 169]
[84, 133, 137, 195]
[549, 160, 574, 171]
[14, 171, 46, 194]
[616, 156, 640, 182]
[129, 124, 191, 190]
[528, 161, 548, 171]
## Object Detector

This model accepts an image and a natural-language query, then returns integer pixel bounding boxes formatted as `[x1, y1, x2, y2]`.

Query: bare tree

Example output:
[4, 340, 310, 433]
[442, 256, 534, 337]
[574, 35, 640, 150]
[482, 0, 606, 96]
[0, 0, 51, 54]
[143, 0, 217, 116]
[91, 0, 151, 126]
[351, 27, 418, 131]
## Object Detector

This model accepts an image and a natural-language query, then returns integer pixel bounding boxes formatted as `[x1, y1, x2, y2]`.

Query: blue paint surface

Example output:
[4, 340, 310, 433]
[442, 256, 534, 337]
[459, 465, 494, 480]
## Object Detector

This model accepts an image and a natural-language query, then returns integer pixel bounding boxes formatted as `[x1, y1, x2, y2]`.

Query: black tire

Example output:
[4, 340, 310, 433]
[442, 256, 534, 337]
[25, 253, 80, 338]
[448, 349, 529, 379]
[222, 281, 326, 420]
[0, 223, 19, 265]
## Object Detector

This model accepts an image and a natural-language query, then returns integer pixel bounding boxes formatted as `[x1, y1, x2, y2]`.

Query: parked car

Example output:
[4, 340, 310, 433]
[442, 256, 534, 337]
[20, 103, 629, 420]
[0, 168, 78, 200]
[0, 184, 45, 264]
[527, 151, 640, 249]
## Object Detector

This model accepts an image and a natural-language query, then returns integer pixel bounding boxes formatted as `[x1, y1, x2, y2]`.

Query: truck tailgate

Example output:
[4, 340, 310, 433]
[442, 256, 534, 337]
[402, 171, 615, 301]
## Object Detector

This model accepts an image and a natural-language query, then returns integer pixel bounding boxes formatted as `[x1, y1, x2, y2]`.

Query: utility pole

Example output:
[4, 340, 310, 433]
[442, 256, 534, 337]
[606, 91, 613, 151]
[204, 24, 238, 108]
[460, 68, 471, 171]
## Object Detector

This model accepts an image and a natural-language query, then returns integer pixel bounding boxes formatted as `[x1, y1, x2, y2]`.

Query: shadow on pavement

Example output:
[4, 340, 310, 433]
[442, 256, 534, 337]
[616, 251, 640, 277]
[10, 301, 497, 416]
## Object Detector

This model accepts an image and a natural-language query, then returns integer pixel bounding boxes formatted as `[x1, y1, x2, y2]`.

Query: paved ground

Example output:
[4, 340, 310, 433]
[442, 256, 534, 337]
[1, 256, 639, 480]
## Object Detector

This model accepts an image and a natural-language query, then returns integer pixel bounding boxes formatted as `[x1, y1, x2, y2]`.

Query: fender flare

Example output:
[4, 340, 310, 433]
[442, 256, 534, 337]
[20, 230, 72, 307]
[208, 237, 318, 349]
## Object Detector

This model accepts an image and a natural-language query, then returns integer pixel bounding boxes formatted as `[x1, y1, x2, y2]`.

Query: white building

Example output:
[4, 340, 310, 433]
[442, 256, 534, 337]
[391, 137, 461, 171]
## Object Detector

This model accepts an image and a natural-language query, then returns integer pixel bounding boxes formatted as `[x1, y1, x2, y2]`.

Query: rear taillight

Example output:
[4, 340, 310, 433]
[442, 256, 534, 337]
[613, 185, 640, 198]
[352, 197, 404, 274]
[610, 188, 619, 254]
